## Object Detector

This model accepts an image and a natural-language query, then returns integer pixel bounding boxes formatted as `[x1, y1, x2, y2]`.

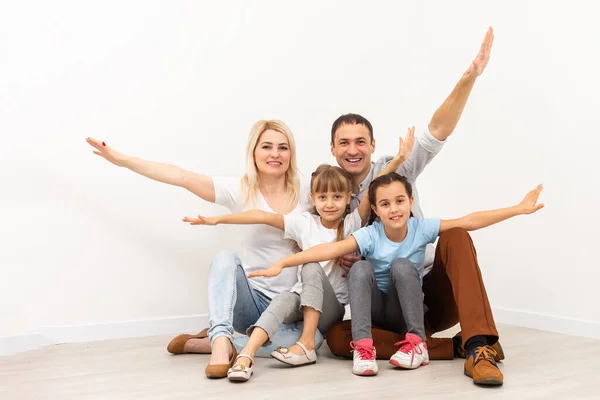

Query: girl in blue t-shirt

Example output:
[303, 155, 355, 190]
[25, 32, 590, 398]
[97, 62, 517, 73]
[250, 172, 544, 376]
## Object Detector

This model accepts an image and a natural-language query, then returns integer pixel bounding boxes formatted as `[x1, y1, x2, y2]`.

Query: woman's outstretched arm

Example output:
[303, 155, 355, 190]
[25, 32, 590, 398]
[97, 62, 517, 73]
[86, 137, 216, 202]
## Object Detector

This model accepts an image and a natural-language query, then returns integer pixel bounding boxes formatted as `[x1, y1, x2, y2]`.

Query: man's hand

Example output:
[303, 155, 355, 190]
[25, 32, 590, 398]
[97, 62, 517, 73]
[338, 253, 361, 276]
[470, 27, 494, 77]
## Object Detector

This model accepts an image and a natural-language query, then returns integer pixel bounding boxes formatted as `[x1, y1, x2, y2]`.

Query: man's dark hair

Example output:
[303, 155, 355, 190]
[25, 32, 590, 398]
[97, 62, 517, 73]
[330, 113, 374, 143]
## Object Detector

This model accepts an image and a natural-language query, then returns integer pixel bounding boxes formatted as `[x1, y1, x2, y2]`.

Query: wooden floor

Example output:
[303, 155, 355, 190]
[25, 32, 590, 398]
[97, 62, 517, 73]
[1, 324, 599, 399]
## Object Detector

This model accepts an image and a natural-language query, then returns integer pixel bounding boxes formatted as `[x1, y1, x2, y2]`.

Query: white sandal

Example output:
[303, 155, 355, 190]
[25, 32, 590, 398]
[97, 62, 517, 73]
[270, 341, 317, 366]
[227, 354, 254, 382]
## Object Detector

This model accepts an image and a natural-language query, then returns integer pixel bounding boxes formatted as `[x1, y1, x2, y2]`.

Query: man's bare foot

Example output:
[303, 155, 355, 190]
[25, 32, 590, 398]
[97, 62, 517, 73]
[209, 336, 232, 365]
[183, 337, 211, 353]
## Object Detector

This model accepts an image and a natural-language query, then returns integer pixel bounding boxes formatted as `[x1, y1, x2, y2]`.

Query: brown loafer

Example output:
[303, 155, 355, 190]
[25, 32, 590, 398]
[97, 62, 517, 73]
[167, 327, 209, 354]
[205, 338, 238, 379]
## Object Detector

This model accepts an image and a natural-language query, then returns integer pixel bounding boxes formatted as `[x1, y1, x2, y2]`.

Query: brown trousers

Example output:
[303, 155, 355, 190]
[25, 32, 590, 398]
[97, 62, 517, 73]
[326, 228, 499, 360]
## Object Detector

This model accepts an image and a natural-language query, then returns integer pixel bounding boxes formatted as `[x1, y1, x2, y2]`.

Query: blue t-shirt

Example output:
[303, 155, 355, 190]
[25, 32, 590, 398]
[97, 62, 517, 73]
[351, 217, 441, 293]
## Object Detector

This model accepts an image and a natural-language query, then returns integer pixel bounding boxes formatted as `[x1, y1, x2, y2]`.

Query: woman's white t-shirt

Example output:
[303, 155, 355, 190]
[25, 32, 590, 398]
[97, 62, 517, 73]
[212, 176, 312, 299]
[283, 209, 363, 305]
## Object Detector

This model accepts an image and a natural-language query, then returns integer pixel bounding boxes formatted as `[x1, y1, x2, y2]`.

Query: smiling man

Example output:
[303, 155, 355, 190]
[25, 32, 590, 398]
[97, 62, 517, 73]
[326, 27, 506, 386]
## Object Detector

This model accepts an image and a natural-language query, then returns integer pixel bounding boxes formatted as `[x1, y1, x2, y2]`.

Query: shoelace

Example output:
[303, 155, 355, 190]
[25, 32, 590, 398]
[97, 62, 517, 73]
[394, 339, 423, 355]
[472, 346, 499, 366]
[350, 341, 375, 360]
[394, 338, 423, 366]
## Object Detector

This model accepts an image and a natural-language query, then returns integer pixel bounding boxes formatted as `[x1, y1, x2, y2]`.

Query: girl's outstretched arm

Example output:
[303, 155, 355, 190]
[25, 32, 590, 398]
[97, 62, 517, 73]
[182, 210, 284, 230]
[248, 236, 360, 278]
[440, 184, 544, 233]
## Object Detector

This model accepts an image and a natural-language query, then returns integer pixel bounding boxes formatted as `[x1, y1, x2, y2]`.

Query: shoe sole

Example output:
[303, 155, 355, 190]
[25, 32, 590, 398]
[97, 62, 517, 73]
[274, 359, 317, 368]
[463, 369, 503, 386]
[206, 374, 227, 379]
[353, 370, 377, 376]
[228, 372, 253, 382]
[389, 359, 428, 369]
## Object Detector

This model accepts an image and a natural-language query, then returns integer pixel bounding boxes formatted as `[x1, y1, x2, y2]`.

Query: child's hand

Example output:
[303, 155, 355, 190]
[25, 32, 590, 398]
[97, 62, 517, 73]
[182, 215, 218, 225]
[517, 184, 545, 214]
[395, 126, 415, 163]
[247, 263, 284, 278]
[339, 252, 361, 276]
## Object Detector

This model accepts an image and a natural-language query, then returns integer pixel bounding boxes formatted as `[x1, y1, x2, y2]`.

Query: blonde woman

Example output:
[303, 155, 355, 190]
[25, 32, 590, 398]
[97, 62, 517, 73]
[86, 120, 313, 379]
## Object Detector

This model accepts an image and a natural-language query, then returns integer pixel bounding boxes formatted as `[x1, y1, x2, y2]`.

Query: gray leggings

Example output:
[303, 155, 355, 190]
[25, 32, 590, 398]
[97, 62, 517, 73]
[248, 262, 346, 345]
[348, 259, 426, 341]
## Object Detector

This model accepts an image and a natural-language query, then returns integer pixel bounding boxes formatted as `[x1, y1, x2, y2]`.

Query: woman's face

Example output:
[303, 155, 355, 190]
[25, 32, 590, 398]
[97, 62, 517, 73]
[254, 129, 291, 178]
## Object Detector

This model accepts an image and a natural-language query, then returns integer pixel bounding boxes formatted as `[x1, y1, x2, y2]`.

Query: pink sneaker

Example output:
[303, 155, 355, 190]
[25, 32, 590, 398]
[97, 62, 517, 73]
[389, 333, 429, 369]
[350, 338, 378, 376]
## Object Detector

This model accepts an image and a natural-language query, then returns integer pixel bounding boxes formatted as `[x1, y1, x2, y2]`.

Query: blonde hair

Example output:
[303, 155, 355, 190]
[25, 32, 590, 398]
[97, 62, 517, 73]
[310, 164, 352, 268]
[240, 120, 300, 210]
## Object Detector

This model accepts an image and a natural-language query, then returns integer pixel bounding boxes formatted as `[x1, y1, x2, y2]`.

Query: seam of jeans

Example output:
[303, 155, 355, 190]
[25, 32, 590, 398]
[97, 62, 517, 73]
[227, 263, 239, 333]
[237, 264, 264, 318]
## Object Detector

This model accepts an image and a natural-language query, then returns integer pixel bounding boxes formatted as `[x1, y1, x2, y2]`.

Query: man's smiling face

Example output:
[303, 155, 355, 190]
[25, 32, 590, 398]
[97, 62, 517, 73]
[330, 123, 375, 178]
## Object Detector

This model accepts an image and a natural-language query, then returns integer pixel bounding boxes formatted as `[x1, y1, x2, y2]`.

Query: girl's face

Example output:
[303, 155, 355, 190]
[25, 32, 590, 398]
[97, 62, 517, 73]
[254, 129, 290, 178]
[371, 181, 414, 229]
[312, 191, 351, 226]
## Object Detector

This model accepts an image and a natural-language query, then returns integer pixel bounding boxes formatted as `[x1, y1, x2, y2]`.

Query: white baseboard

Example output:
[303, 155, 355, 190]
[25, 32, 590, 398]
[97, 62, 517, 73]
[493, 307, 600, 340]
[3, 309, 598, 357]
[0, 333, 56, 357]
[0, 314, 208, 357]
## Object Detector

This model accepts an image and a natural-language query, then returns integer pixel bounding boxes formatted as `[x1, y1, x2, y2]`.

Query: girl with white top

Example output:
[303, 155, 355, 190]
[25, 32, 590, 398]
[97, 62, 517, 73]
[182, 128, 416, 381]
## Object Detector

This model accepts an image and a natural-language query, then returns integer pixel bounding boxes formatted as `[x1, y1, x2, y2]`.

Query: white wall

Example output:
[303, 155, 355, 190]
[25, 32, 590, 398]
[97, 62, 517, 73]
[1, 0, 599, 353]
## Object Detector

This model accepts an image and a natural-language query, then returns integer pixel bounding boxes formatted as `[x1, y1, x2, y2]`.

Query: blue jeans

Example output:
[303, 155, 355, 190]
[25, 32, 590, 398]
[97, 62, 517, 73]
[207, 250, 324, 358]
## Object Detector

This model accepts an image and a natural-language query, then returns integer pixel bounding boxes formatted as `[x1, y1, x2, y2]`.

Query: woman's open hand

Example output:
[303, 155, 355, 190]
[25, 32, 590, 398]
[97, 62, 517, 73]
[86, 137, 127, 167]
